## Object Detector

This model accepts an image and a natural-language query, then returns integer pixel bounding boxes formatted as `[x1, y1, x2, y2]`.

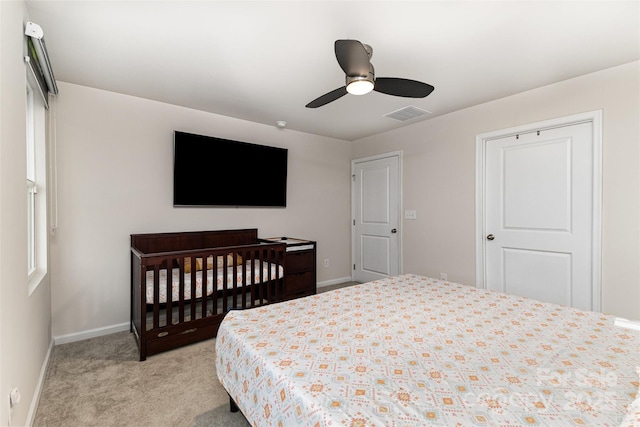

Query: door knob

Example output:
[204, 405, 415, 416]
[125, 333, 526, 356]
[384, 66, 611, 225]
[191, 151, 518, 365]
[391, 228, 397, 234]
[486, 234, 495, 240]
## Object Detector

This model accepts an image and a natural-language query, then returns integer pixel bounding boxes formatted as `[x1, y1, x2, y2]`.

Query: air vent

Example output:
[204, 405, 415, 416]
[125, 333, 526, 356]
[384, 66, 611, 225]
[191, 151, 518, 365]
[384, 105, 431, 122]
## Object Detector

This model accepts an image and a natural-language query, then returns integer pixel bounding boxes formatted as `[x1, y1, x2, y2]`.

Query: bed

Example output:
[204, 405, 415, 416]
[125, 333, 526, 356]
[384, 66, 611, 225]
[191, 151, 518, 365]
[215, 274, 640, 426]
[131, 229, 285, 361]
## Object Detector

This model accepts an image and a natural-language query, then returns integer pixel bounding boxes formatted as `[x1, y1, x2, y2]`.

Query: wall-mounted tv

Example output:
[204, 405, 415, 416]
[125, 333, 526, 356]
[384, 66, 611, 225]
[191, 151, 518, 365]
[173, 131, 288, 207]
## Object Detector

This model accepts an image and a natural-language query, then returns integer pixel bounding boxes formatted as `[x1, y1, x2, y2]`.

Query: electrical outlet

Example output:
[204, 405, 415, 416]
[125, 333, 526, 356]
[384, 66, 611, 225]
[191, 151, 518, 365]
[8, 387, 20, 425]
[9, 388, 20, 407]
[323, 259, 329, 268]
[440, 273, 447, 281]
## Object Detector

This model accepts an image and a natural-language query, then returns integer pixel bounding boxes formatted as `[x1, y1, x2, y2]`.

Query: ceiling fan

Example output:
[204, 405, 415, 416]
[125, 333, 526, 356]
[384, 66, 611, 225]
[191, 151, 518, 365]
[306, 39, 435, 108]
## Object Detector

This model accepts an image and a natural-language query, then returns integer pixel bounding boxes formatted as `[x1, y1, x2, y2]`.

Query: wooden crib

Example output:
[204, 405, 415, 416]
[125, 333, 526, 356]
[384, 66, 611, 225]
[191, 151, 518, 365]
[130, 229, 285, 361]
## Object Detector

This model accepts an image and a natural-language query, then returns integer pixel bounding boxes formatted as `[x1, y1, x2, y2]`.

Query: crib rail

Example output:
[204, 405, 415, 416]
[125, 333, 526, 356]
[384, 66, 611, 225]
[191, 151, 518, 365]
[131, 240, 285, 360]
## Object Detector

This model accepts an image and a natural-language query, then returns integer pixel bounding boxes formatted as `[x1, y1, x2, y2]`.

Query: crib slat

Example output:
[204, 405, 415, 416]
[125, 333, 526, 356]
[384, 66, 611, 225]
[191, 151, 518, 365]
[153, 265, 160, 329]
[274, 247, 285, 301]
[166, 260, 173, 326]
[257, 250, 264, 305]
[250, 253, 257, 308]
[262, 248, 268, 304]
[190, 256, 197, 320]
[267, 249, 278, 302]
[274, 248, 279, 301]
[260, 249, 271, 305]
[201, 253, 208, 320]
[232, 253, 238, 309]
[245, 253, 250, 308]
[263, 249, 269, 304]
[222, 254, 228, 313]
[212, 257, 218, 315]
[272, 248, 279, 302]
[246, 253, 252, 308]
[178, 258, 185, 324]
[241, 250, 247, 308]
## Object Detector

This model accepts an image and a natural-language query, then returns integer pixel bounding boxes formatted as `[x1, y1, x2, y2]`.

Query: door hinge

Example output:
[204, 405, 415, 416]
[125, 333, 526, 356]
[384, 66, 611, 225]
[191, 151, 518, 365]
[352, 174, 356, 182]
[353, 264, 356, 270]
[353, 219, 355, 226]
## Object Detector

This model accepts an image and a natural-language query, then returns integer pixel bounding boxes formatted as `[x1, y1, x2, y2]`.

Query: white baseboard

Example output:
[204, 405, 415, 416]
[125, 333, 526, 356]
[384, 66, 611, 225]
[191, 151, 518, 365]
[317, 276, 353, 288]
[53, 322, 129, 346]
[25, 338, 54, 427]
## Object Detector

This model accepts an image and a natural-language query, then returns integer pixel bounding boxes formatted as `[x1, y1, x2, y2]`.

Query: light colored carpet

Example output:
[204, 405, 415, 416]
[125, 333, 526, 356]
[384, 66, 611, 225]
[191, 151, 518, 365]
[33, 332, 248, 427]
[33, 282, 359, 427]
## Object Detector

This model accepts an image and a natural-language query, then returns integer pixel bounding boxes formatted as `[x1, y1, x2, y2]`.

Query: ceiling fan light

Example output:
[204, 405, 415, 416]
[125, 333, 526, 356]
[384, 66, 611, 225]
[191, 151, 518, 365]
[346, 78, 374, 95]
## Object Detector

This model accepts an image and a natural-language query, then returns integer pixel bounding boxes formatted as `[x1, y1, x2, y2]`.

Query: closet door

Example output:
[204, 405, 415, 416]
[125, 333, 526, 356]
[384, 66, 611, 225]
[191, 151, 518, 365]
[481, 120, 599, 311]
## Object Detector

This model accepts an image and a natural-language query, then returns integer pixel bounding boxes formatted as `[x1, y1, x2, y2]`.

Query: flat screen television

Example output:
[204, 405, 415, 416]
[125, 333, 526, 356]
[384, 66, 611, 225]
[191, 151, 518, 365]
[173, 131, 288, 207]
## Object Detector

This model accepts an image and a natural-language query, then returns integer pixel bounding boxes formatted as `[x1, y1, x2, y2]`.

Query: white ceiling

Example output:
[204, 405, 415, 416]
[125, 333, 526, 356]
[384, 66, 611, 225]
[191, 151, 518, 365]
[26, 1, 639, 141]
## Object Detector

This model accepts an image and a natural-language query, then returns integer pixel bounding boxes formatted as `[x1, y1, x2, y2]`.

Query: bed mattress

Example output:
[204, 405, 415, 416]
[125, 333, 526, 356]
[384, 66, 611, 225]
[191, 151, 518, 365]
[145, 261, 283, 304]
[215, 274, 640, 426]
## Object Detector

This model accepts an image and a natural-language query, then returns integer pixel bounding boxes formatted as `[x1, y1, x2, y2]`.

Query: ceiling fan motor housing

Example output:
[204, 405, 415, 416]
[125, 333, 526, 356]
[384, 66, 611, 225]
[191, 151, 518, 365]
[346, 72, 374, 87]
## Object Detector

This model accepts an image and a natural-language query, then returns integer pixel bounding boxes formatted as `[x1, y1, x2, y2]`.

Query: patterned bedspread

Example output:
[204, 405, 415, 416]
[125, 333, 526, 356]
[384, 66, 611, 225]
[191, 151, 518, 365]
[145, 261, 283, 304]
[215, 274, 640, 426]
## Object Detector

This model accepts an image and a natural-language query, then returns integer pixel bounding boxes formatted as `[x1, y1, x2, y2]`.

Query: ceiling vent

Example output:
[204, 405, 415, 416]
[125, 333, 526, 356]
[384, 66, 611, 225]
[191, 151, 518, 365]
[384, 105, 431, 122]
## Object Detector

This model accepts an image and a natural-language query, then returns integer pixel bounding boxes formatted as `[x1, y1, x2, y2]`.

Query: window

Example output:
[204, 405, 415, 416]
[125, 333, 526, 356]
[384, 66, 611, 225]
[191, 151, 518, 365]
[24, 21, 55, 292]
[25, 74, 47, 291]
[26, 81, 37, 276]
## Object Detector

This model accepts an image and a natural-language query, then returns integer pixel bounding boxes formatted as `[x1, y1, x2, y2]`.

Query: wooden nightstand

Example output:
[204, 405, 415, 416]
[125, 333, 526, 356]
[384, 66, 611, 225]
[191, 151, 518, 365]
[262, 237, 316, 301]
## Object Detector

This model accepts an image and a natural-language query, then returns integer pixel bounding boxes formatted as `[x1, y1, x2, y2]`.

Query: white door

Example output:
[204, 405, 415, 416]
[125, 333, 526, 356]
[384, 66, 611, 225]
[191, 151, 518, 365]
[352, 154, 400, 283]
[483, 121, 596, 310]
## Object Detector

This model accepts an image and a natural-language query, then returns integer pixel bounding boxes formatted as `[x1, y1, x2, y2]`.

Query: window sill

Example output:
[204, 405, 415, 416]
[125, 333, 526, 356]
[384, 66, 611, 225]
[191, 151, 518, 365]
[28, 269, 47, 296]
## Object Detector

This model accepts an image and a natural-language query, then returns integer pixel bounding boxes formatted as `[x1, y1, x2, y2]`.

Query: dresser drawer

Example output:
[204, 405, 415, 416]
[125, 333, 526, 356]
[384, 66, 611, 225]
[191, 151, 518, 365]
[286, 251, 315, 273]
[285, 271, 315, 295]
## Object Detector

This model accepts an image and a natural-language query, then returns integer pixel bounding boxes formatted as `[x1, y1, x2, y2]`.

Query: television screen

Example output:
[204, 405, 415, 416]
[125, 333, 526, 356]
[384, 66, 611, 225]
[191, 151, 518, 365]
[173, 131, 288, 207]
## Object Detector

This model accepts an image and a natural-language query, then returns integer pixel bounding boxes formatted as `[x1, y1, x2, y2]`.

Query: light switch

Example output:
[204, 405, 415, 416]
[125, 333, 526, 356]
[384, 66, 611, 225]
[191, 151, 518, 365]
[404, 210, 417, 220]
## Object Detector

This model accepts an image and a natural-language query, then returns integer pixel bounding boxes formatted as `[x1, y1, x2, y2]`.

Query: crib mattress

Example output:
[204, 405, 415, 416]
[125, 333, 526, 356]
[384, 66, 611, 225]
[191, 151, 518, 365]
[145, 261, 283, 304]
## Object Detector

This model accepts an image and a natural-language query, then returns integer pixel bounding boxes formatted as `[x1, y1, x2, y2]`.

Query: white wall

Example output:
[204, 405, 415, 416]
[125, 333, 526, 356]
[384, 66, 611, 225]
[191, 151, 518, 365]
[51, 82, 352, 338]
[352, 61, 640, 321]
[0, 1, 53, 425]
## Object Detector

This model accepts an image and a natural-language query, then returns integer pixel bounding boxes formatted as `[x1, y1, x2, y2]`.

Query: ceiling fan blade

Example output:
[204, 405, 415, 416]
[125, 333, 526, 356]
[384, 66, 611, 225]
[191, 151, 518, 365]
[335, 39, 371, 77]
[374, 77, 435, 98]
[305, 86, 348, 108]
